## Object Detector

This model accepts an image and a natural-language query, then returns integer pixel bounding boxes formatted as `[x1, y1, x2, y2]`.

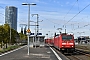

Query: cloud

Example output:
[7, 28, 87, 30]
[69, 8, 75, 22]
[0, 0, 20, 6]
[30, 0, 47, 4]
[66, 2, 70, 5]
[61, 5, 63, 7]
[53, 0, 56, 3]
[0, 0, 90, 37]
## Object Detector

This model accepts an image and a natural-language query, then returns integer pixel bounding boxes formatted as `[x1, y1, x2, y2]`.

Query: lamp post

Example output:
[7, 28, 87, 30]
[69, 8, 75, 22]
[8, 23, 11, 44]
[22, 3, 36, 55]
[34, 22, 37, 48]
[10, 23, 11, 44]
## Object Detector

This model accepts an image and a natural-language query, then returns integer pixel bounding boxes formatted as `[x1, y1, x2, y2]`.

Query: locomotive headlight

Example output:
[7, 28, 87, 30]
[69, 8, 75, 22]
[69, 43, 73, 45]
[62, 46, 64, 47]
[62, 43, 66, 45]
[72, 46, 73, 47]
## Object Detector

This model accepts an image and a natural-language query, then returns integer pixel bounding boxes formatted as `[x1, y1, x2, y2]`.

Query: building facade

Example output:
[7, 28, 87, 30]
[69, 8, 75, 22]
[5, 6, 17, 31]
[30, 35, 45, 47]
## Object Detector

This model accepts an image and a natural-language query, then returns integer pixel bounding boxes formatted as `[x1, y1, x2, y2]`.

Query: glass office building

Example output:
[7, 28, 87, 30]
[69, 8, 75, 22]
[5, 6, 17, 31]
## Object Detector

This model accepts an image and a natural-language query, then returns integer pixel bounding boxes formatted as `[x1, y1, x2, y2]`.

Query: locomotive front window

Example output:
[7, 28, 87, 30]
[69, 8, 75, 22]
[62, 35, 72, 40]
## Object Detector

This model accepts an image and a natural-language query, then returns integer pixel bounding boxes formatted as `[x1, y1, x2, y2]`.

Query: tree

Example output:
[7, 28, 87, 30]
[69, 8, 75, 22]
[3, 24, 10, 44]
[3, 24, 18, 47]
[0, 25, 5, 48]
[11, 28, 17, 44]
[19, 33, 27, 43]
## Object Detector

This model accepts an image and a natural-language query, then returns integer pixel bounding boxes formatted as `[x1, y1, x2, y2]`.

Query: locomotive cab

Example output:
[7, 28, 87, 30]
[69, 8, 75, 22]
[60, 33, 75, 52]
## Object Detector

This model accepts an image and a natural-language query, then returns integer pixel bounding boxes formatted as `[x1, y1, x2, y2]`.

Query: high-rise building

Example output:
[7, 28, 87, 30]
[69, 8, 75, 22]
[5, 6, 17, 31]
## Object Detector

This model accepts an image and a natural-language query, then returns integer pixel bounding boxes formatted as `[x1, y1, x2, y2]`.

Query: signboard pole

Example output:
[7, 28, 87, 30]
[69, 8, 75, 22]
[27, 33, 30, 55]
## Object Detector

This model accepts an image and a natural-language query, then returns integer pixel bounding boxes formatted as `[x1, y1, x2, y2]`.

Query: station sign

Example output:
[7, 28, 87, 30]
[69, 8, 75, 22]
[26, 29, 31, 33]
[30, 33, 34, 35]
[37, 33, 42, 35]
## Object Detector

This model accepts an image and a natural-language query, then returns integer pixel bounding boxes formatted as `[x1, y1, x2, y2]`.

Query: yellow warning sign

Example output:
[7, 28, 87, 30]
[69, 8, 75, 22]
[27, 29, 31, 33]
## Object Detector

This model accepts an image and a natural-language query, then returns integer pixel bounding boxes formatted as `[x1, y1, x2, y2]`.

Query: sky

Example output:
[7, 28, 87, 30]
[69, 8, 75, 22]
[0, 0, 90, 38]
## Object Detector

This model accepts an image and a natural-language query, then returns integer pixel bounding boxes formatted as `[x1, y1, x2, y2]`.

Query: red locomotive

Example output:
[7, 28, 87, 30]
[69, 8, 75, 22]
[45, 33, 75, 53]
[45, 38, 51, 44]
[54, 33, 75, 52]
[45, 38, 54, 46]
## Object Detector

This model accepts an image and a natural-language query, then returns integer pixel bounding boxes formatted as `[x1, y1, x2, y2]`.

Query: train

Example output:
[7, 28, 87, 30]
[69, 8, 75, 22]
[45, 33, 75, 53]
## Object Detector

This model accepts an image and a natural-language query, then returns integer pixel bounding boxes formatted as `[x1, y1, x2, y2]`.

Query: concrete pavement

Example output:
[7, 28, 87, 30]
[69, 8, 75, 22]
[0, 45, 58, 60]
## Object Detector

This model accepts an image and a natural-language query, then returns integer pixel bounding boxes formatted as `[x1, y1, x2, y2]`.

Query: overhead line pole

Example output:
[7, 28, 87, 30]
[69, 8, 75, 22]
[32, 14, 39, 48]
[22, 3, 36, 55]
[32, 14, 39, 34]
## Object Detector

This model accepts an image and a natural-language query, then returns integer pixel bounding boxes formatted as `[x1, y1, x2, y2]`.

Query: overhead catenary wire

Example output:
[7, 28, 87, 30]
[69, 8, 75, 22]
[62, 0, 78, 28]
[0, 6, 4, 9]
[38, 0, 80, 31]
[40, 15, 60, 25]
[74, 23, 90, 30]
[63, 0, 77, 21]
[77, 0, 80, 12]
[64, 3, 90, 26]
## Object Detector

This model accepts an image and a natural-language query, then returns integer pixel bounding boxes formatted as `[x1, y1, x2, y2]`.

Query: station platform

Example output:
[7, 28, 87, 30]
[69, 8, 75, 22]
[0, 45, 61, 60]
[29, 45, 58, 60]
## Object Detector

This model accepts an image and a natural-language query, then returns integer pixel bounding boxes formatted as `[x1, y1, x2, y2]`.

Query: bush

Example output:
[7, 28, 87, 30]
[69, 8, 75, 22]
[0, 45, 20, 53]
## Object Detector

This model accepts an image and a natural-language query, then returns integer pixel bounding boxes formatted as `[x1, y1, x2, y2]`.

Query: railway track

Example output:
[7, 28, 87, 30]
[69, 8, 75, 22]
[50, 45, 90, 60]
[50, 46, 70, 60]
[65, 49, 90, 60]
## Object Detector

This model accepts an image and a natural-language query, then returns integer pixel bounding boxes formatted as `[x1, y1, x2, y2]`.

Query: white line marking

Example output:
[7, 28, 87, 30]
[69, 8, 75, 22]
[0, 45, 26, 57]
[50, 47, 62, 60]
